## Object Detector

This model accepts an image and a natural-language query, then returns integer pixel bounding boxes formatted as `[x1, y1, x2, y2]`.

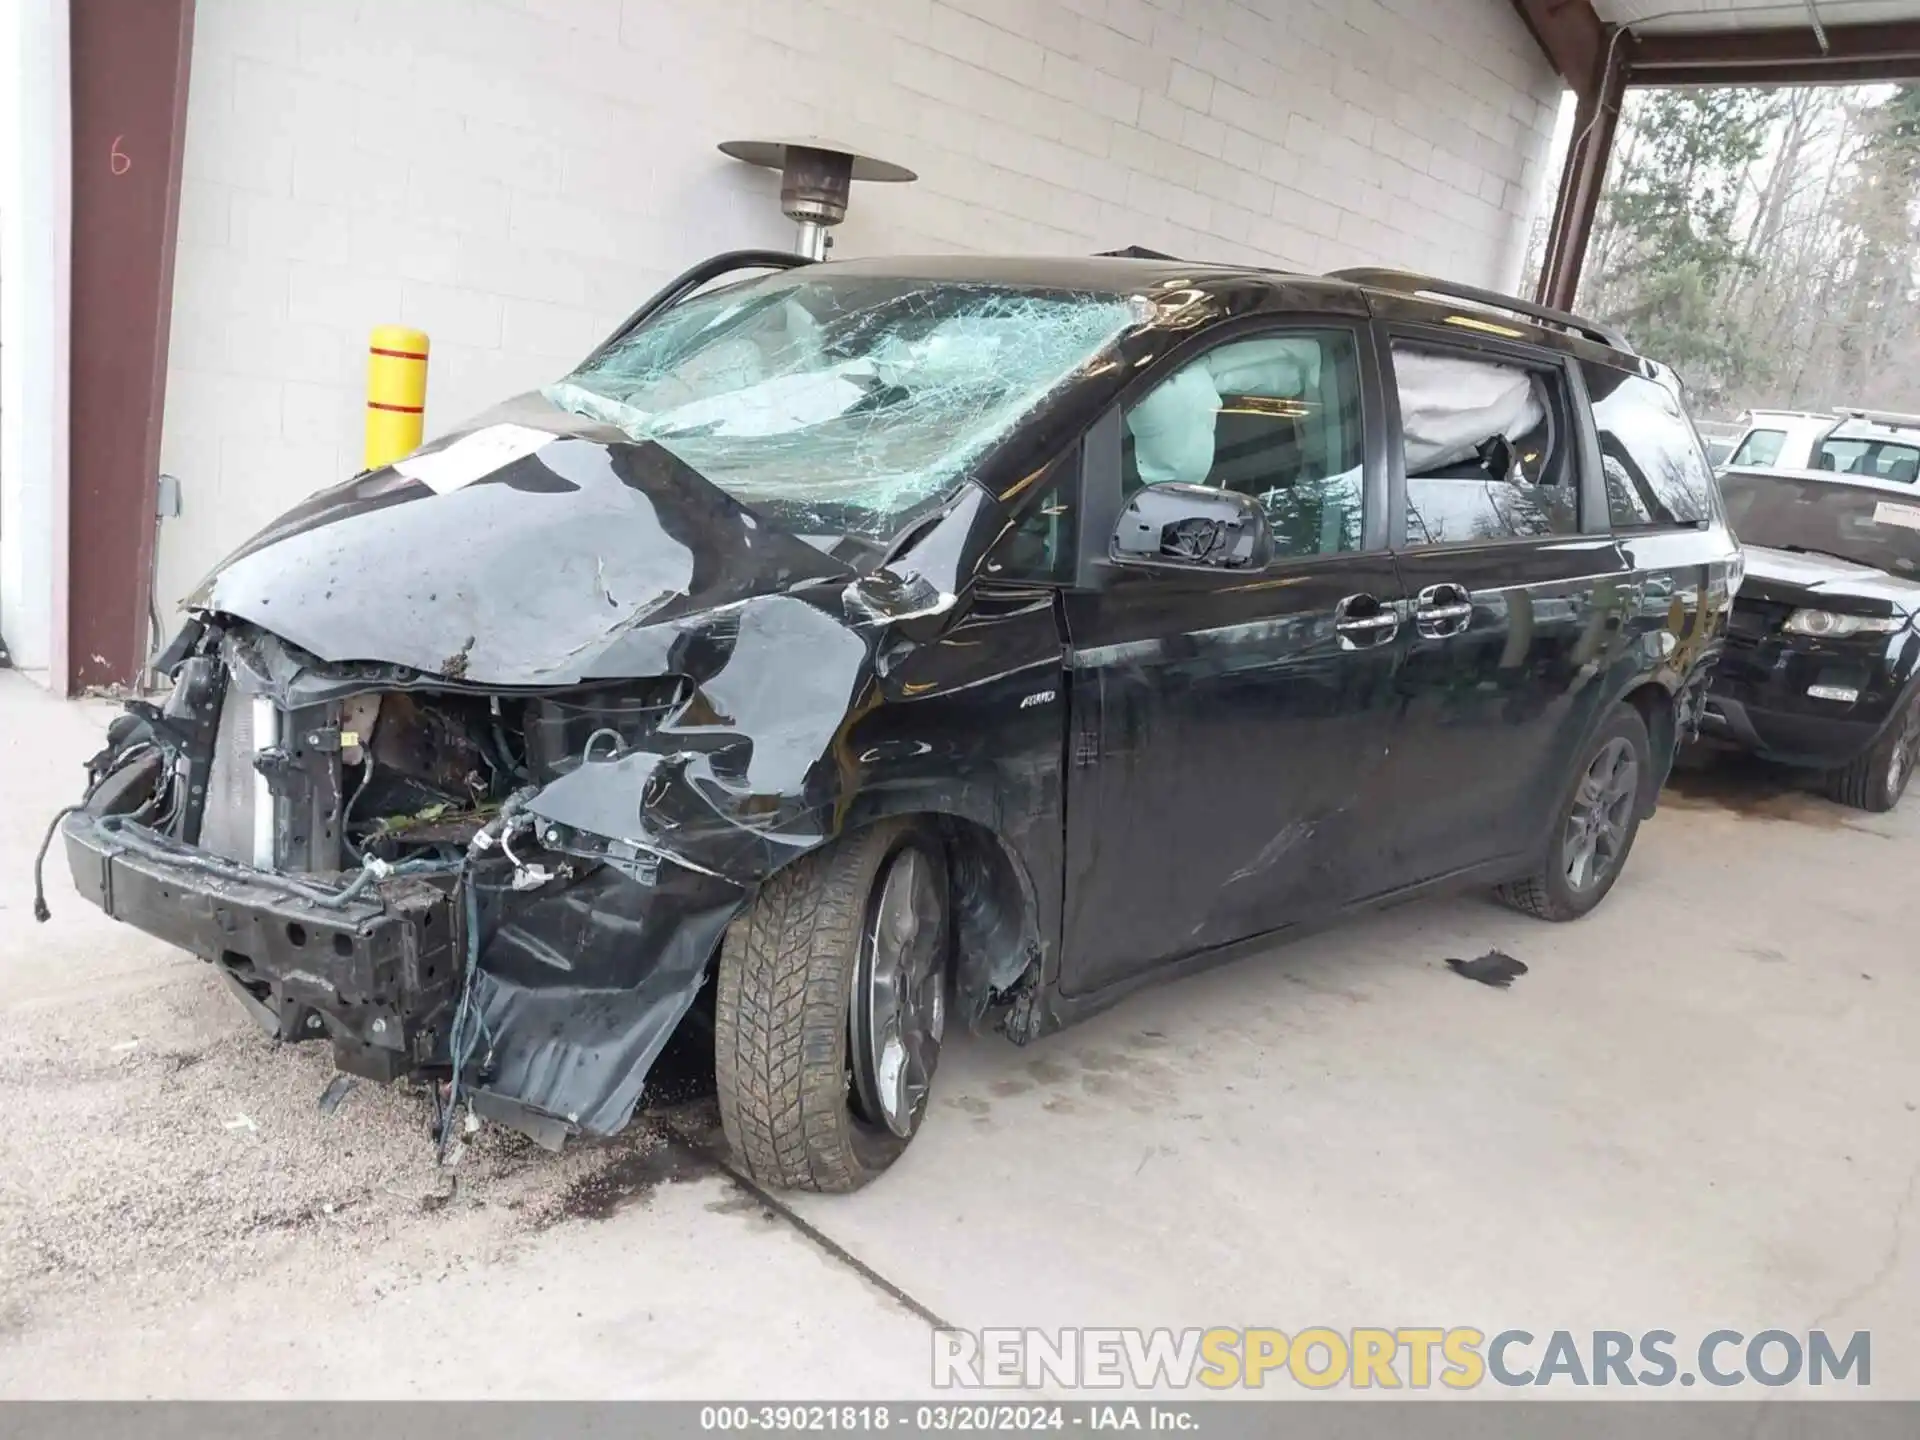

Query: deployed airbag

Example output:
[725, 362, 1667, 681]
[1397, 349, 1544, 474]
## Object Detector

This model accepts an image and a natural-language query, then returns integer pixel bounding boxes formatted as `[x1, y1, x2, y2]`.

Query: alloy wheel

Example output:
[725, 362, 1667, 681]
[850, 845, 946, 1139]
[1888, 700, 1920, 804]
[1564, 737, 1639, 894]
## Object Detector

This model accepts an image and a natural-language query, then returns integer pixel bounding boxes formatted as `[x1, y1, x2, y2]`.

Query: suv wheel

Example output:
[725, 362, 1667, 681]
[1826, 693, 1920, 813]
[715, 819, 949, 1192]
[1497, 704, 1651, 922]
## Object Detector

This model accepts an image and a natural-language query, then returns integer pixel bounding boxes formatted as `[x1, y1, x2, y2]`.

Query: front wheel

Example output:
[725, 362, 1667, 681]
[714, 819, 950, 1192]
[1497, 704, 1652, 922]
[1825, 693, 1920, 813]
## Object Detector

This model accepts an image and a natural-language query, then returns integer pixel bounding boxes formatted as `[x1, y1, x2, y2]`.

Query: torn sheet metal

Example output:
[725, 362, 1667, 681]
[470, 859, 742, 1137]
[192, 395, 858, 690]
[68, 256, 1357, 1149]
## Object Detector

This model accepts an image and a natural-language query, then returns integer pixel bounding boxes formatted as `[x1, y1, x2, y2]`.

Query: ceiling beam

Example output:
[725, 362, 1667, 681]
[1631, 21, 1920, 82]
[1507, 0, 1607, 97]
[1642, 56, 1920, 87]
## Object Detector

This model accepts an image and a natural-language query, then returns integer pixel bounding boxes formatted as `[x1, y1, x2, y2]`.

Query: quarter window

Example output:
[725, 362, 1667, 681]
[1121, 330, 1366, 558]
[1584, 365, 1717, 527]
[1393, 343, 1578, 546]
[1729, 428, 1786, 468]
[1815, 437, 1920, 483]
[984, 447, 1079, 583]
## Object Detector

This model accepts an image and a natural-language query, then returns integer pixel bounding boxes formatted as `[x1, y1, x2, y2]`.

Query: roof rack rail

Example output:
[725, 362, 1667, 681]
[1834, 406, 1920, 431]
[1326, 267, 1632, 354]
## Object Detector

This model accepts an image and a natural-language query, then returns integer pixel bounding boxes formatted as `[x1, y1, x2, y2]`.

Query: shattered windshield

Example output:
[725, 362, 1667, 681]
[545, 275, 1145, 541]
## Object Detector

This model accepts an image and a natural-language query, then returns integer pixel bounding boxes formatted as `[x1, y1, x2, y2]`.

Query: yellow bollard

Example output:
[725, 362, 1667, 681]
[364, 325, 430, 469]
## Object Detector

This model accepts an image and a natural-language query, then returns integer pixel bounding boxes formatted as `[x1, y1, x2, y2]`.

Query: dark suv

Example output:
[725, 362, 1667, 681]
[1702, 464, 1920, 810]
[54, 253, 1738, 1190]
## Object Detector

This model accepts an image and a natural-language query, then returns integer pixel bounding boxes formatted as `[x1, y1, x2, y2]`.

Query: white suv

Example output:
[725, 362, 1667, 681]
[1727, 408, 1920, 484]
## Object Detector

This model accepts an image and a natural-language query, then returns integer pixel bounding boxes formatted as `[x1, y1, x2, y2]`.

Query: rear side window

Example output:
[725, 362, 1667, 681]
[1392, 342, 1579, 545]
[1816, 437, 1920, 483]
[1729, 428, 1786, 468]
[1584, 365, 1716, 527]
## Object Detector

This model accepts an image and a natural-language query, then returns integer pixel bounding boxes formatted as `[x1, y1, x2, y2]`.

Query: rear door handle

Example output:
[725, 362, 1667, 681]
[1414, 583, 1473, 637]
[1334, 593, 1399, 649]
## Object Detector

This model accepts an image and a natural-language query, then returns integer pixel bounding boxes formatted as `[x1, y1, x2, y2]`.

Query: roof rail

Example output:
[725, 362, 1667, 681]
[1834, 406, 1920, 431]
[1326, 267, 1632, 354]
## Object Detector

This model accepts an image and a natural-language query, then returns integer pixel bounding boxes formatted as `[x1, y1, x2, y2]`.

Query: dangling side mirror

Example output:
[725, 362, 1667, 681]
[1110, 485, 1272, 571]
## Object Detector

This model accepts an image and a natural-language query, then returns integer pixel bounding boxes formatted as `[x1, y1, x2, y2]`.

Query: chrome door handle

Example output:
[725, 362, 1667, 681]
[1334, 594, 1399, 649]
[1414, 584, 1473, 637]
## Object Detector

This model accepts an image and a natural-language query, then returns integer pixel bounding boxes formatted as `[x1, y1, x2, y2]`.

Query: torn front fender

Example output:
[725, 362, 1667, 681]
[467, 857, 743, 1142]
[521, 590, 870, 880]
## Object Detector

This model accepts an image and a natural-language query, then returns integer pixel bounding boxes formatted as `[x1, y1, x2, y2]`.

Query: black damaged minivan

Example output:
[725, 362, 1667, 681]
[57, 253, 1738, 1189]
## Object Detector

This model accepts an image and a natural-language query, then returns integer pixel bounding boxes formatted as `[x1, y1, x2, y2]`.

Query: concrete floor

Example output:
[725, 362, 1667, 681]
[2, 668, 1915, 1398]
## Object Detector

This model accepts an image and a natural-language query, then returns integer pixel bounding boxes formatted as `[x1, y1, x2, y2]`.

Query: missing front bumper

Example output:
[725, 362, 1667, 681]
[62, 809, 748, 1144]
[63, 811, 459, 1080]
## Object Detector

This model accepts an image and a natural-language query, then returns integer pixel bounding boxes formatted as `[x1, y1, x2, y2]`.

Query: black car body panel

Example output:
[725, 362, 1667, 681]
[1706, 547, 1920, 766]
[59, 254, 1737, 1148]
[1704, 470, 1920, 769]
[190, 393, 860, 688]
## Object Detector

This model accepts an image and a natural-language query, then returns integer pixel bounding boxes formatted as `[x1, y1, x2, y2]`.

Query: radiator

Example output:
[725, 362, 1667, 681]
[200, 684, 277, 867]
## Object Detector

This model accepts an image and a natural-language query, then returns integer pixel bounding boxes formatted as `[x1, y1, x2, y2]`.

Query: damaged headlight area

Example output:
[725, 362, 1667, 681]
[53, 617, 812, 1152]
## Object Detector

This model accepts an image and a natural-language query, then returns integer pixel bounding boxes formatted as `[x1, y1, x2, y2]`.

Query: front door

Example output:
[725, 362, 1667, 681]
[1058, 323, 1404, 997]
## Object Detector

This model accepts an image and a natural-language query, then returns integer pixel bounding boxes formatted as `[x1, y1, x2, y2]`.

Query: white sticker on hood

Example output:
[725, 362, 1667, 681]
[395, 424, 555, 494]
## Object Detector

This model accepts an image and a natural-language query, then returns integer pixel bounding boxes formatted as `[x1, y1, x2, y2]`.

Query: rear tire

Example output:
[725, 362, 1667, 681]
[1824, 694, 1920, 813]
[1497, 704, 1652, 923]
[714, 819, 949, 1193]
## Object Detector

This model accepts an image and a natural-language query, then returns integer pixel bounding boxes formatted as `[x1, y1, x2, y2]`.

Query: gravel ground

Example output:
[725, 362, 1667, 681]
[0, 966, 658, 1317]
[0, 676, 704, 1351]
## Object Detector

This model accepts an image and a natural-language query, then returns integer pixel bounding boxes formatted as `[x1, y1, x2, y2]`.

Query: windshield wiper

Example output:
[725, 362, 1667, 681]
[1781, 544, 1869, 567]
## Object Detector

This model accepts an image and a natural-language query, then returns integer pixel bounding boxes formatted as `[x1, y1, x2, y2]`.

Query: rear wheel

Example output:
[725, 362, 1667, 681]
[1825, 693, 1920, 813]
[1497, 705, 1651, 922]
[714, 819, 949, 1192]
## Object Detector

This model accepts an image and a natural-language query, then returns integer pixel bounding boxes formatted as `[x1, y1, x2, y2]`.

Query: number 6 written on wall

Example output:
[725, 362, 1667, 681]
[110, 135, 130, 175]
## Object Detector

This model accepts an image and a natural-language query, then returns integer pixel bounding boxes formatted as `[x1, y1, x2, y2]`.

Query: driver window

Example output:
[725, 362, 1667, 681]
[1121, 329, 1366, 557]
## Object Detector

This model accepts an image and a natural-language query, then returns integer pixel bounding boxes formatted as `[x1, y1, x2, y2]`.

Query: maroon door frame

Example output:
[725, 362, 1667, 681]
[66, 0, 194, 693]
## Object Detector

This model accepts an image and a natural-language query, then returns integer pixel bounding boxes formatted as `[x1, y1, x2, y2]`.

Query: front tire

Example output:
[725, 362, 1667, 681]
[1825, 693, 1920, 813]
[1497, 704, 1652, 922]
[714, 819, 949, 1193]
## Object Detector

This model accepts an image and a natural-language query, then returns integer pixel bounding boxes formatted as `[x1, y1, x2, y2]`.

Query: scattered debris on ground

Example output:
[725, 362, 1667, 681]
[1445, 950, 1528, 989]
[317, 1074, 358, 1115]
[0, 968, 689, 1325]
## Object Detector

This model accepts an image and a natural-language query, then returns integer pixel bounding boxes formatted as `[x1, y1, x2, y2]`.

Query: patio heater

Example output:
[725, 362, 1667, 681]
[717, 136, 916, 260]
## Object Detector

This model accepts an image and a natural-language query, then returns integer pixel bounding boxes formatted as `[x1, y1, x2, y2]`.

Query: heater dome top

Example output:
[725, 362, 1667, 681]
[717, 137, 917, 184]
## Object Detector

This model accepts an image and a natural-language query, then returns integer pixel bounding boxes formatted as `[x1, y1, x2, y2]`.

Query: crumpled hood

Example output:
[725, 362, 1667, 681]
[1742, 544, 1920, 616]
[191, 393, 857, 686]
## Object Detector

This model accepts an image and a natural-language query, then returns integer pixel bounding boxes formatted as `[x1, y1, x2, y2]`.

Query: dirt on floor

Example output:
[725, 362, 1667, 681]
[0, 959, 702, 1328]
